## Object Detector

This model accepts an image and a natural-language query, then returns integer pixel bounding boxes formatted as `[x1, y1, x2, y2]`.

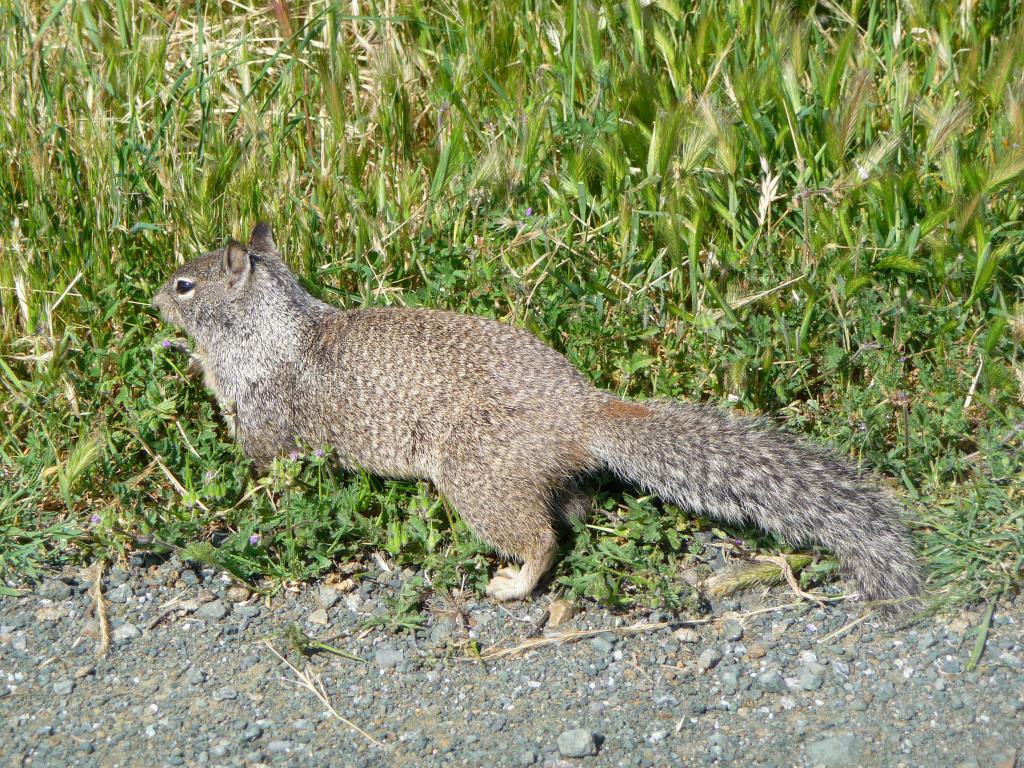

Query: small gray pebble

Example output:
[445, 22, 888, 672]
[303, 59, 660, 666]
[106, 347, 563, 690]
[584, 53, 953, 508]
[195, 600, 228, 621]
[375, 649, 405, 670]
[557, 729, 599, 757]
[756, 671, 787, 693]
[697, 647, 722, 672]
[916, 632, 936, 649]
[318, 586, 341, 609]
[875, 681, 895, 704]
[108, 568, 129, 587]
[519, 747, 540, 766]
[242, 725, 262, 743]
[53, 680, 74, 695]
[186, 668, 207, 685]
[721, 619, 743, 641]
[212, 687, 238, 701]
[112, 623, 141, 643]
[805, 734, 861, 767]
[799, 668, 824, 691]
[590, 635, 615, 655]
[804, 660, 828, 676]
[106, 584, 131, 604]
[429, 618, 455, 645]
[234, 605, 261, 619]
[37, 579, 73, 601]
[210, 742, 231, 757]
[719, 668, 740, 695]
[266, 740, 294, 754]
[939, 657, 961, 674]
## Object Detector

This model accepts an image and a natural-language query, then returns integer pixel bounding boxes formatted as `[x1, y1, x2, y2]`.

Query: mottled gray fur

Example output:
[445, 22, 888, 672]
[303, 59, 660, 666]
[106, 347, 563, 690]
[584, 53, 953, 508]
[153, 223, 922, 611]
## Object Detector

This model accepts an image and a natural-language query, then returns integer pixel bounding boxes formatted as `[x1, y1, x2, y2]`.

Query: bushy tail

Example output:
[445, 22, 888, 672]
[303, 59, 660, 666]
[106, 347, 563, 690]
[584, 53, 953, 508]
[589, 399, 922, 612]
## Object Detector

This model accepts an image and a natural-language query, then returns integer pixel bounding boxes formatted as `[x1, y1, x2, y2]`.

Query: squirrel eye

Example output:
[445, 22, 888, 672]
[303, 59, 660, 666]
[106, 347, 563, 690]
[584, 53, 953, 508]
[175, 279, 195, 296]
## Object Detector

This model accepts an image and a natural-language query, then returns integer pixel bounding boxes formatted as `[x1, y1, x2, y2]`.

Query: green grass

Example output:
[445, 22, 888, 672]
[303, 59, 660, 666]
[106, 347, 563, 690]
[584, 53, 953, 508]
[1, 0, 1022, 612]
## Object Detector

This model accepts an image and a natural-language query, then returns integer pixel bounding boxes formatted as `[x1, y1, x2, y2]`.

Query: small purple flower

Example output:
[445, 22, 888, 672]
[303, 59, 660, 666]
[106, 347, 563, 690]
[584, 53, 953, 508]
[90, 514, 101, 525]
[288, 451, 300, 462]
[249, 534, 261, 545]
[313, 448, 325, 458]
[525, 207, 533, 216]
[161, 340, 171, 349]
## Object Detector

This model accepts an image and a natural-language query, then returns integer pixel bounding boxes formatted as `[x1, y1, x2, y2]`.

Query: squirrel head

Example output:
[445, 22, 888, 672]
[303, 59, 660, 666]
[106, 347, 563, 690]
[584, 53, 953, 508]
[152, 222, 310, 349]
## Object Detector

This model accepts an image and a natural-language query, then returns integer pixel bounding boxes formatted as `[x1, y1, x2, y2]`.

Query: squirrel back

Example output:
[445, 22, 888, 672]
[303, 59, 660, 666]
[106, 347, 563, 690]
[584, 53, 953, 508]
[153, 223, 922, 613]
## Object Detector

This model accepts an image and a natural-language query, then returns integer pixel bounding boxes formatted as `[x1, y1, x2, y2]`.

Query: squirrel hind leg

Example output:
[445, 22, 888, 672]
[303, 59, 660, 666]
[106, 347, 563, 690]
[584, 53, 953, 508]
[437, 475, 561, 602]
[485, 540, 556, 601]
[484, 488, 591, 600]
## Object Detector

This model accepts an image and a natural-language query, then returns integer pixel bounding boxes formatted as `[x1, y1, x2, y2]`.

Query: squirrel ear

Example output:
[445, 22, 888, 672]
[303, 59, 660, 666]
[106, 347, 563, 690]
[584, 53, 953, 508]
[223, 239, 252, 291]
[249, 222, 276, 253]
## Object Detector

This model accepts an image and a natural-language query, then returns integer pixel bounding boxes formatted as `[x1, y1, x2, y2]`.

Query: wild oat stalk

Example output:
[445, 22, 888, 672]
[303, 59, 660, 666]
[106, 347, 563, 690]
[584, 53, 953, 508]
[90, 559, 110, 657]
[705, 554, 816, 598]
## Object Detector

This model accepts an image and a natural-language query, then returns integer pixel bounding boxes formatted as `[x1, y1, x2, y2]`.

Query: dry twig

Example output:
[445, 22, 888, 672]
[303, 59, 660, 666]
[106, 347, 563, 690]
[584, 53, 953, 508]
[264, 641, 383, 747]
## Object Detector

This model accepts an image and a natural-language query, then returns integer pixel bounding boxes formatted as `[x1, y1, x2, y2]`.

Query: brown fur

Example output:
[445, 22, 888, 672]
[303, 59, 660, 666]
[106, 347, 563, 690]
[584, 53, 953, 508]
[152, 224, 922, 612]
[602, 400, 652, 418]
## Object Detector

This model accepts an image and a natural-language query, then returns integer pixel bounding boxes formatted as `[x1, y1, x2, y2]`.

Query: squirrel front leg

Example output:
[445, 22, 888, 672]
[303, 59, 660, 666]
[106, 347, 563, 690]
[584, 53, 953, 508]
[185, 347, 238, 439]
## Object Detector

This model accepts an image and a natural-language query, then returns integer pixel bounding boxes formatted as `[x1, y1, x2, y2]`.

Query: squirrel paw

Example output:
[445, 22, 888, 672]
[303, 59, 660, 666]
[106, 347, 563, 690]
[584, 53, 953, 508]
[485, 566, 529, 601]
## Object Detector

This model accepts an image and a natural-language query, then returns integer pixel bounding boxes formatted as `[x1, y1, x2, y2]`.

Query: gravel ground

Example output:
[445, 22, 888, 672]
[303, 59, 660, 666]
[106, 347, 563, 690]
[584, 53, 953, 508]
[1, 556, 1021, 768]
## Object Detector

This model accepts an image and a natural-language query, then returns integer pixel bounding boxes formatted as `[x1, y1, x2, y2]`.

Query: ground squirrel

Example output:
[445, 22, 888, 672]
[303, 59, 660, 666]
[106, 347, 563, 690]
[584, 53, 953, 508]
[152, 223, 922, 611]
